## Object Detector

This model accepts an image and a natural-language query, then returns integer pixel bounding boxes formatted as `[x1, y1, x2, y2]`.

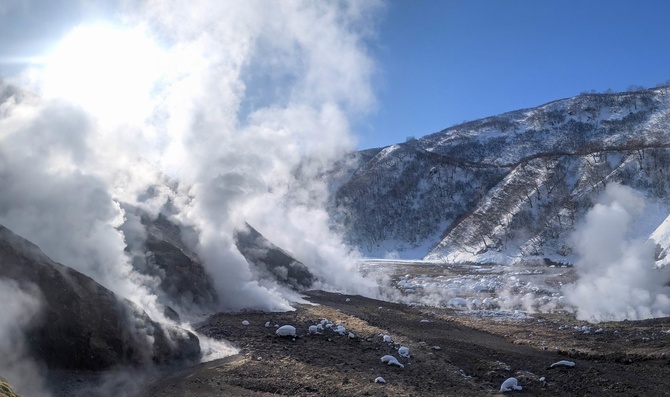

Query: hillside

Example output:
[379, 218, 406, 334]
[0, 222, 200, 396]
[331, 87, 670, 263]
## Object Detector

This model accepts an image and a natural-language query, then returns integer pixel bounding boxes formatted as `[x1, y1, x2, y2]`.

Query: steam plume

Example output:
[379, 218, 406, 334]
[125, 0, 383, 309]
[1, 0, 384, 320]
[0, 279, 51, 397]
[0, 2, 382, 395]
[564, 183, 670, 322]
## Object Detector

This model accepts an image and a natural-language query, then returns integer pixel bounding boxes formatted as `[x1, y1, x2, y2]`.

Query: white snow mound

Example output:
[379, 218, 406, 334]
[381, 355, 404, 368]
[500, 377, 522, 392]
[276, 325, 296, 337]
[550, 360, 575, 368]
[242, 320, 250, 326]
[398, 346, 410, 358]
[374, 376, 386, 383]
[448, 297, 467, 307]
[308, 325, 318, 334]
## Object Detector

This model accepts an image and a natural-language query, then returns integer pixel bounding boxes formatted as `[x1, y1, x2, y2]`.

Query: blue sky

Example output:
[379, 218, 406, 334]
[359, 0, 670, 149]
[2, 1, 670, 150]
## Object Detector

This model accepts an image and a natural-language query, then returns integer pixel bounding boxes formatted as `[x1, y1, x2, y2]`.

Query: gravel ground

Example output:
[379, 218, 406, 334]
[139, 290, 670, 396]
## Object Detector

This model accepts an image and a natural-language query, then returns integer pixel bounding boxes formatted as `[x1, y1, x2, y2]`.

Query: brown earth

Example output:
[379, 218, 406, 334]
[142, 290, 670, 397]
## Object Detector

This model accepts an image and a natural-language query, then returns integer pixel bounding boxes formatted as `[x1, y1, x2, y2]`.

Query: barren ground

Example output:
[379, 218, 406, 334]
[142, 290, 670, 397]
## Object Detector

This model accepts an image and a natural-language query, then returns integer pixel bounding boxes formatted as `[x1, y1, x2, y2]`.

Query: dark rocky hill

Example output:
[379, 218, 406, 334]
[234, 222, 315, 290]
[0, 224, 200, 370]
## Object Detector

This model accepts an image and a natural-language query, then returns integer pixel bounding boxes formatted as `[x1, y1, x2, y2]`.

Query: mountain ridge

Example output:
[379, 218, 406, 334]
[330, 86, 670, 264]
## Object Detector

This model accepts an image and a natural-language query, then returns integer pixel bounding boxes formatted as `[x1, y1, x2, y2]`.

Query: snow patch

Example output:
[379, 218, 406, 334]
[275, 325, 296, 337]
[500, 377, 522, 392]
[398, 346, 410, 358]
[550, 360, 575, 368]
[380, 355, 404, 368]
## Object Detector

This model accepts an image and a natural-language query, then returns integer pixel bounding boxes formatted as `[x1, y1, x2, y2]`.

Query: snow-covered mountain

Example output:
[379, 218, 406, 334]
[331, 86, 670, 264]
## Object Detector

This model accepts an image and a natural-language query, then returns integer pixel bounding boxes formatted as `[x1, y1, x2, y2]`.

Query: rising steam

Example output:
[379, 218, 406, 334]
[0, 279, 51, 397]
[1, 0, 383, 320]
[0, 2, 384, 394]
[563, 183, 670, 322]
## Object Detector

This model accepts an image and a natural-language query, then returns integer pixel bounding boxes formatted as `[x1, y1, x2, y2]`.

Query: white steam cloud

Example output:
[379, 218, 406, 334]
[0, 279, 51, 397]
[130, 0, 383, 309]
[1, 0, 383, 327]
[563, 183, 670, 322]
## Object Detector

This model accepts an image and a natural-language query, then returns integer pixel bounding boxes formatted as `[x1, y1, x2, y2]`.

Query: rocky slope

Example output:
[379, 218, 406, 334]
[234, 222, 315, 291]
[331, 87, 670, 263]
[0, 224, 201, 370]
[120, 204, 219, 317]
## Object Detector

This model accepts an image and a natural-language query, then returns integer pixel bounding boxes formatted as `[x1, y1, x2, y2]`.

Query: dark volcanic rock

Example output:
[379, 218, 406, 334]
[234, 222, 315, 290]
[121, 206, 219, 312]
[0, 224, 201, 370]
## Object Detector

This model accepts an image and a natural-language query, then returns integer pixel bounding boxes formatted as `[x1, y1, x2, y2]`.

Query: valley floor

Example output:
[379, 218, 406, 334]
[142, 290, 670, 396]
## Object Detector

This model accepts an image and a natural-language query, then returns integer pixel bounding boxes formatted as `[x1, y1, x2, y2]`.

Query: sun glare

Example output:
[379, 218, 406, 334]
[42, 24, 166, 123]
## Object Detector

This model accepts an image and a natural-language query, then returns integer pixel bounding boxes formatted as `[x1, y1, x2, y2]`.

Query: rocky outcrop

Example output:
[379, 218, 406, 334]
[234, 222, 315, 290]
[121, 205, 219, 314]
[0, 225, 201, 370]
[140, 211, 218, 309]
